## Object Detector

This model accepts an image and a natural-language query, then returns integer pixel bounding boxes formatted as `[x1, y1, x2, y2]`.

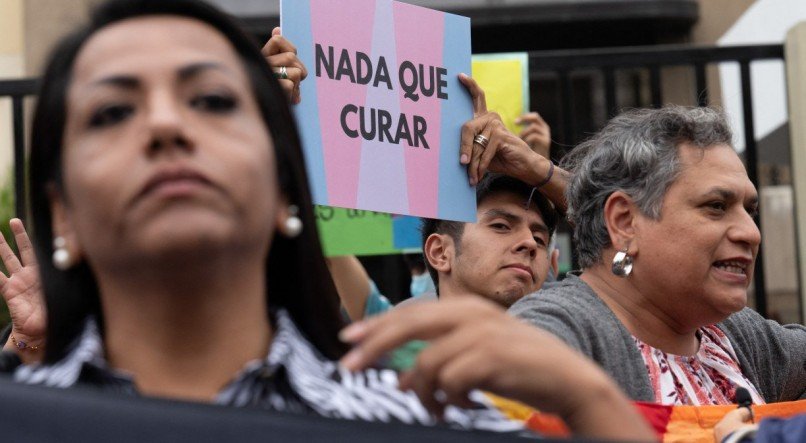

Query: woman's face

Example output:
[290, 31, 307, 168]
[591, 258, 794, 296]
[631, 143, 760, 328]
[56, 16, 278, 271]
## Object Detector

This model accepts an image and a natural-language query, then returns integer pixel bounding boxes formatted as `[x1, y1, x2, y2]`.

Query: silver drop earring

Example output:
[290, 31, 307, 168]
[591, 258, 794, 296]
[52, 236, 73, 270]
[284, 205, 303, 238]
[611, 248, 633, 277]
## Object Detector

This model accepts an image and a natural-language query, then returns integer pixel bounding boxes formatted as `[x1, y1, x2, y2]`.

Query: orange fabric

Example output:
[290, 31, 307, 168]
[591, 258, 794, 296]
[525, 412, 571, 438]
[484, 393, 571, 437]
[661, 400, 806, 443]
[488, 390, 806, 442]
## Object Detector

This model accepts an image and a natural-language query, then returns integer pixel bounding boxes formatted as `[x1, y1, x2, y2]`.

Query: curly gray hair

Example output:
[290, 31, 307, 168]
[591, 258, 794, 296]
[562, 106, 733, 268]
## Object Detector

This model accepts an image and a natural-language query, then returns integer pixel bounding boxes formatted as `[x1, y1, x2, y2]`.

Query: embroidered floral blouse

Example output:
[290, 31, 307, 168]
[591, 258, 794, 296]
[633, 325, 766, 405]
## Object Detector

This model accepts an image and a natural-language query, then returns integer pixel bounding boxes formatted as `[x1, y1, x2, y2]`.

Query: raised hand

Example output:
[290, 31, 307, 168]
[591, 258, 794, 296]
[262, 27, 308, 105]
[0, 219, 45, 364]
[339, 298, 654, 440]
[457, 74, 545, 187]
[516, 112, 551, 160]
[458, 74, 569, 212]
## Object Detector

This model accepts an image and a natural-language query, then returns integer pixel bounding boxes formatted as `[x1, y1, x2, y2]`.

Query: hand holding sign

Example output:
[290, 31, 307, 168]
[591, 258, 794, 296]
[282, 0, 474, 222]
[458, 74, 568, 212]
[458, 74, 546, 187]
[262, 27, 308, 105]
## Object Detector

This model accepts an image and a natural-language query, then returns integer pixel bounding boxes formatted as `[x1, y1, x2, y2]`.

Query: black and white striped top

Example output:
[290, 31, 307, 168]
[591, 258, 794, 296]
[14, 310, 526, 433]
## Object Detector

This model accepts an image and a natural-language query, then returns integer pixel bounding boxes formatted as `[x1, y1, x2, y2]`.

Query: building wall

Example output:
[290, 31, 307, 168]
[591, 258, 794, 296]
[0, 0, 25, 186]
[23, 0, 103, 76]
[660, 0, 756, 107]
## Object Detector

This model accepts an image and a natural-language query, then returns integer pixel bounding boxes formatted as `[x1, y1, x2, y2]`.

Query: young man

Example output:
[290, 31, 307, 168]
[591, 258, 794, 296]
[335, 173, 559, 320]
[420, 173, 559, 308]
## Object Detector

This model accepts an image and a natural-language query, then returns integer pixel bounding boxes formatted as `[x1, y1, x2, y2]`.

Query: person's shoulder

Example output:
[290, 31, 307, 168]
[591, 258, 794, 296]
[721, 307, 805, 331]
[509, 275, 607, 328]
[510, 274, 597, 311]
[718, 307, 806, 350]
[395, 292, 437, 309]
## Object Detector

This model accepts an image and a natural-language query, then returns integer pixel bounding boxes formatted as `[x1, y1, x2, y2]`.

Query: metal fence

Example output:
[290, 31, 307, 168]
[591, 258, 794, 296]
[0, 44, 788, 317]
[0, 78, 37, 223]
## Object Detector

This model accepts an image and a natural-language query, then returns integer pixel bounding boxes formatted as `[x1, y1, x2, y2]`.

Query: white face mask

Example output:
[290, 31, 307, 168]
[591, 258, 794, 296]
[410, 273, 436, 297]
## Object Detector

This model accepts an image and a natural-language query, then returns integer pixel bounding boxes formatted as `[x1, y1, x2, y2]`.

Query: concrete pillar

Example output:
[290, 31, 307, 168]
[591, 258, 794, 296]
[23, 0, 103, 76]
[0, 0, 25, 186]
[785, 21, 806, 323]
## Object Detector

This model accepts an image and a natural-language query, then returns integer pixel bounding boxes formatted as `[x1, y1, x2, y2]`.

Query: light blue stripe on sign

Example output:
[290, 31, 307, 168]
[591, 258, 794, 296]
[281, 0, 328, 205]
[437, 12, 475, 222]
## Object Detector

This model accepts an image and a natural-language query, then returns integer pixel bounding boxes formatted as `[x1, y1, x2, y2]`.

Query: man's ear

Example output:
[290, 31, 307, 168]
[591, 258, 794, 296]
[603, 191, 639, 255]
[49, 186, 83, 261]
[550, 248, 560, 277]
[423, 233, 454, 275]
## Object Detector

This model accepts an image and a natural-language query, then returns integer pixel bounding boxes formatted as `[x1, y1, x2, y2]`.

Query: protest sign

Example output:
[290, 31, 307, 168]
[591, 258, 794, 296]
[314, 206, 396, 256]
[315, 206, 422, 257]
[392, 215, 422, 250]
[282, 0, 476, 222]
[471, 53, 529, 134]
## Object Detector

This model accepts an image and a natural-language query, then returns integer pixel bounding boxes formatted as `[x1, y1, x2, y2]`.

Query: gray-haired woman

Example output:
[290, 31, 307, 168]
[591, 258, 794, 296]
[510, 106, 806, 406]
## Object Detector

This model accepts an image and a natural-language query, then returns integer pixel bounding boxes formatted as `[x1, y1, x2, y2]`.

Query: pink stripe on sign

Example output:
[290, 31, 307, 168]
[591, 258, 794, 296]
[393, 2, 443, 217]
[310, 0, 377, 208]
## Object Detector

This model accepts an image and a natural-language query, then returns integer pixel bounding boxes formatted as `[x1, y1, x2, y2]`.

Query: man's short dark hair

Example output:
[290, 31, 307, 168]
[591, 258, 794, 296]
[420, 173, 559, 295]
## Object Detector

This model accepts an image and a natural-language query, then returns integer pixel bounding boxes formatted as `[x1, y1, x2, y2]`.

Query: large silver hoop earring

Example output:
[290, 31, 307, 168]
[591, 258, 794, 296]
[52, 236, 73, 271]
[611, 248, 633, 277]
[283, 205, 303, 238]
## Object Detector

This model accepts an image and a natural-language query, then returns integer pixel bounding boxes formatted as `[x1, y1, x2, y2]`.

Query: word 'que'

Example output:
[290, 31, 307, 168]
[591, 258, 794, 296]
[315, 44, 449, 102]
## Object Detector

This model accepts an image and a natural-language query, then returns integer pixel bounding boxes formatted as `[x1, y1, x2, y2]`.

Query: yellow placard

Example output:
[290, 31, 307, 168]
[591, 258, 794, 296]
[472, 53, 529, 134]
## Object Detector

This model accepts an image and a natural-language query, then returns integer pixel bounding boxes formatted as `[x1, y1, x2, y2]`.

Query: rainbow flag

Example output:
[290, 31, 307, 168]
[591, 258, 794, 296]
[486, 394, 806, 441]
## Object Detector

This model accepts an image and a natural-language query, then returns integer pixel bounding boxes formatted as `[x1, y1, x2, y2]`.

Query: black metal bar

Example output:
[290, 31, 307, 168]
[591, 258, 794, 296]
[739, 61, 767, 317]
[528, 44, 784, 73]
[649, 65, 662, 107]
[0, 79, 37, 97]
[695, 63, 708, 106]
[603, 67, 617, 117]
[12, 96, 25, 223]
[559, 70, 574, 148]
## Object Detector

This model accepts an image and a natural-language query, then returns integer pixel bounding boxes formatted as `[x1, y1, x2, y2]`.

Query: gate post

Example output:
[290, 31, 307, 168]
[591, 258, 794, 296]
[785, 22, 806, 323]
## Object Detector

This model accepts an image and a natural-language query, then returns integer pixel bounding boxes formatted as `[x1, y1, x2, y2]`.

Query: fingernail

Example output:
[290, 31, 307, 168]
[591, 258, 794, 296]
[460, 154, 469, 164]
[339, 349, 363, 371]
[339, 322, 366, 343]
[459, 73, 467, 79]
[515, 117, 522, 124]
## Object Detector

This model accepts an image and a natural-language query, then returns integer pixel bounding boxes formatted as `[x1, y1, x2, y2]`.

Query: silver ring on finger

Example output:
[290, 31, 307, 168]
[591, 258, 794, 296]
[275, 66, 289, 80]
[473, 134, 490, 150]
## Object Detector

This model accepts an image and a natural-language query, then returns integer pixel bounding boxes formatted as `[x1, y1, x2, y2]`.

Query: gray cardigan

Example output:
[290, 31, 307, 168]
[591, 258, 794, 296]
[509, 275, 806, 403]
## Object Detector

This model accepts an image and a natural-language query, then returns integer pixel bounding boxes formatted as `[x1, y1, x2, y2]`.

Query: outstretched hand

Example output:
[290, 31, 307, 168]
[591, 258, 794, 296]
[262, 27, 308, 105]
[1, 219, 46, 363]
[339, 298, 654, 440]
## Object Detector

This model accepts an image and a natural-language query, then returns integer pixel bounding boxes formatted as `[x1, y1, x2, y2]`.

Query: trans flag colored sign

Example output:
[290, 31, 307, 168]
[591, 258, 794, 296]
[281, 0, 476, 222]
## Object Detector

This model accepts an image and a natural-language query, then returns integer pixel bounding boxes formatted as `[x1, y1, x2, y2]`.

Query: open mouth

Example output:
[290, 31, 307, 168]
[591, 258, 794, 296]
[712, 260, 748, 275]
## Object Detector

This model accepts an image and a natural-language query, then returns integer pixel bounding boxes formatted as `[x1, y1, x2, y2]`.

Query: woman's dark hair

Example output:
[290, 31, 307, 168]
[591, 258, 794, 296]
[30, 0, 348, 362]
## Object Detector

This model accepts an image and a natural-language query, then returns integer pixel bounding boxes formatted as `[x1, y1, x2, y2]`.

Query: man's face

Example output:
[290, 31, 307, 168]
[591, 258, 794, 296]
[445, 192, 551, 308]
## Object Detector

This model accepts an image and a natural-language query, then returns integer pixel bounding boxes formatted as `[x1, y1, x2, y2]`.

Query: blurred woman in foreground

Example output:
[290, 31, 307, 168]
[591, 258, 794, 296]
[0, 0, 653, 439]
